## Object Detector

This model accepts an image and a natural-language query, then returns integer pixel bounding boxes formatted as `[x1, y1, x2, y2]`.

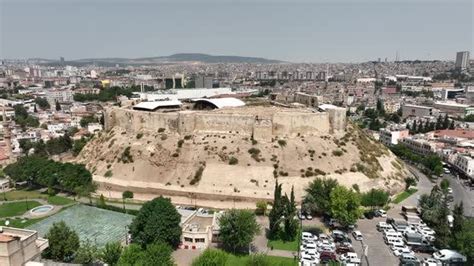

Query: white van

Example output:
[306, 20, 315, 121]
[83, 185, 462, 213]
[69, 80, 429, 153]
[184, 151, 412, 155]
[377, 222, 393, 232]
[384, 231, 403, 239]
[384, 236, 403, 246]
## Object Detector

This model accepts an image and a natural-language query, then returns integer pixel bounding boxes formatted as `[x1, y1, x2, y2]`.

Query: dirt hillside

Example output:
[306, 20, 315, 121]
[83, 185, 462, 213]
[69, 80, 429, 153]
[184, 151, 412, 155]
[76, 123, 407, 208]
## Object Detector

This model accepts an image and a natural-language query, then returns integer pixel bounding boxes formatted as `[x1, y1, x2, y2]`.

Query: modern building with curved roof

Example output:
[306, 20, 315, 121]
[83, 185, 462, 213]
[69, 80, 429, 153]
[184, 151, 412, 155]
[192, 97, 245, 110]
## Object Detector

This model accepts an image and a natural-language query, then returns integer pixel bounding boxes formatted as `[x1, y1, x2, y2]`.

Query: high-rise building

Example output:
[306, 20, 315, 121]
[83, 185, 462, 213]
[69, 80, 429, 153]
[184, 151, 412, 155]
[455, 51, 470, 71]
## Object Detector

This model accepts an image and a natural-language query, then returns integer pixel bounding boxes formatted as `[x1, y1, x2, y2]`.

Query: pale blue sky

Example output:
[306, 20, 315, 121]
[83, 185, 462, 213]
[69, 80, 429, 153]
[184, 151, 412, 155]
[0, 0, 472, 62]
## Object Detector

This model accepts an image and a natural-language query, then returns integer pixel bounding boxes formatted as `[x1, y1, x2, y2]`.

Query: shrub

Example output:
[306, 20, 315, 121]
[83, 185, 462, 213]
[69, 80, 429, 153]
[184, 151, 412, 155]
[104, 170, 113, 178]
[190, 166, 205, 185]
[136, 133, 143, 139]
[184, 135, 192, 140]
[277, 139, 287, 147]
[172, 152, 179, 157]
[252, 139, 258, 145]
[120, 147, 133, 163]
[255, 200, 267, 215]
[177, 140, 184, 148]
[332, 150, 343, 157]
[158, 128, 165, 133]
[229, 157, 239, 165]
[161, 134, 168, 140]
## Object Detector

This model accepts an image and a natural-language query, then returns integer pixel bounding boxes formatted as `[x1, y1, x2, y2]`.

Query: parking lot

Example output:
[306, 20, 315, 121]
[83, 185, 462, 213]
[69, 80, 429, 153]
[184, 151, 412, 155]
[352, 217, 399, 266]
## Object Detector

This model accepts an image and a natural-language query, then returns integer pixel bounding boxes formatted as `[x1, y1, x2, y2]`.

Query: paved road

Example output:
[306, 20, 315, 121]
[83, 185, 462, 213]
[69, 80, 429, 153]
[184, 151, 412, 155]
[444, 173, 474, 217]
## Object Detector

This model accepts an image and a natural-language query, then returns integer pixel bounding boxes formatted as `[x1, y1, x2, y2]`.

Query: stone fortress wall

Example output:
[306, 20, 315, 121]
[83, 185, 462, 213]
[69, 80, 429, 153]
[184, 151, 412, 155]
[105, 106, 346, 141]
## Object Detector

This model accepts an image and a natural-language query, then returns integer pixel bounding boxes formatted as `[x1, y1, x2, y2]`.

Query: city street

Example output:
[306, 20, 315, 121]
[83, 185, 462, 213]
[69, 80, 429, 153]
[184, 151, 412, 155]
[444, 173, 474, 217]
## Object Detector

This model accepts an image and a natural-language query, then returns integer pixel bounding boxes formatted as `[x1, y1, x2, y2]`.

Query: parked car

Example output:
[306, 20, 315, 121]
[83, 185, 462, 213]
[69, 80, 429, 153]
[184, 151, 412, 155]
[352, 230, 363, 241]
[340, 252, 361, 264]
[375, 209, 387, 217]
[377, 221, 393, 232]
[411, 244, 437, 254]
[332, 230, 351, 243]
[433, 249, 467, 263]
[297, 211, 305, 220]
[364, 210, 375, 219]
[393, 247, 415, 257]
[319, 251, 337, 263]
[421, 258, 442, 266]
[300, 253, 320, 265]
[400, 254, 420, 265]
[302, 232, 317, 242]
[336, 244, 355, 254]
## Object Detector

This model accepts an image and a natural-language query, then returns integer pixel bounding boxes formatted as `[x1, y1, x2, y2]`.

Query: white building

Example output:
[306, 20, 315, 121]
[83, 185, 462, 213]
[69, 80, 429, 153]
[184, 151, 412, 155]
[452, 154, 474, 179]
[0, 227, 48, 266]
[379, 128, 410, 146]
[45, 89, 73, 105]
[401, 137, 436, 155]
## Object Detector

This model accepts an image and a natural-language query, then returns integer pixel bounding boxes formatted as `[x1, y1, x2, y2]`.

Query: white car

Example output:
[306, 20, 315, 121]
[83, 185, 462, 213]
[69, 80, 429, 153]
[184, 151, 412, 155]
[340, 252, 361, 264]
[375, 209, 387, 217]
[300, 253, 320, 265]
[352, 230, 363, 241]
[300, 242, 317, 252]
[300, 249, 319, 259]
[376, 221, 393, 231]
[422, 258, 442, 266]
[418, 227, 436, 237]
[393, 247, 415, 257]
[318, 233, 332, 242]
[302, 232, 317, 242]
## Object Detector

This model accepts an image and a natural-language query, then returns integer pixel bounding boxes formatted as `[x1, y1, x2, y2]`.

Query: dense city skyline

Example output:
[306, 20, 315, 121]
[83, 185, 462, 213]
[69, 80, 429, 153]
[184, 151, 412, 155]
[1, 0, 472, 62]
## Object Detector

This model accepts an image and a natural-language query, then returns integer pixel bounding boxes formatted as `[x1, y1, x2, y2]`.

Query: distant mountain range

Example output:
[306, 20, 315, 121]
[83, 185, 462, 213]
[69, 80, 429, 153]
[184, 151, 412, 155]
[35, 53, 283, 66]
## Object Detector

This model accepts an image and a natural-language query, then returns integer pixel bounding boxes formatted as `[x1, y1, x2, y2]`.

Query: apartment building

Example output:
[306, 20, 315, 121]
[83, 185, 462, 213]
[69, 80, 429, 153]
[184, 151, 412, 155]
[0, 227, 48, 266]
[452, 154, 474, 179]
[379, 128, 409, 146]
[401, 137, 436, 155]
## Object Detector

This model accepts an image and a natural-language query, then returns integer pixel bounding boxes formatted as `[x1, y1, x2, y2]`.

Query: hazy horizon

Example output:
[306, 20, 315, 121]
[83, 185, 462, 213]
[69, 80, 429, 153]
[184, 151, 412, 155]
[1, 0, 472, 63]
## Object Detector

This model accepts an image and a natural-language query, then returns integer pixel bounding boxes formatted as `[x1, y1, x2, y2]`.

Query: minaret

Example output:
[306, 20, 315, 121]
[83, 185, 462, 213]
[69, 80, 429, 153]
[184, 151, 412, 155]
[2, 106, 12, 158]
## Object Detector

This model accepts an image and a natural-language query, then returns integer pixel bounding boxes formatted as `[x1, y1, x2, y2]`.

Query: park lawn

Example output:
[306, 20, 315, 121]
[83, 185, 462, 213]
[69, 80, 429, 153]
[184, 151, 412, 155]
[226, 255, 297, 266]
[393, 188, 418, 204]
[0, 201, 42, 218]
[2, 190, 48, 201]
[47, 195, 75, 206]
[267, 238, 299, 251]
[0, 217, 46, 228]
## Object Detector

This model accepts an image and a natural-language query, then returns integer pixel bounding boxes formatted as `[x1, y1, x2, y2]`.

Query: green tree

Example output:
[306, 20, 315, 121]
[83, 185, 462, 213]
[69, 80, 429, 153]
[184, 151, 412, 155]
[443, 114, 450, 129]
[255, 200, 267, 215]
[246, 253, 272, 266]
[329, 186, 362, 227]
[129, 196, 181, 248]
[303, 177, 339, 215]
[449, 120, 455, 129]
[282, 186, 298, 241]
[100, 241, 122, 266]
[219, 209, 260, 254]
[451, 219, 474, 264]
[73, 240, 98, 264]
[139, 242, 174, 266]
[122, 190, 133, 211]
[451, 202, 465, 235]
[192, 248, 229, 266]
[42, 221, 80, 262]
[440, 179, 450, 192]
[80, 115, 98, 128]
[268, 180, 284, 239]
[361, 188, 389, 208]
[404, 177, 417, 191]
[117, 244, 144, 266]
[35, 97, 50, 109]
